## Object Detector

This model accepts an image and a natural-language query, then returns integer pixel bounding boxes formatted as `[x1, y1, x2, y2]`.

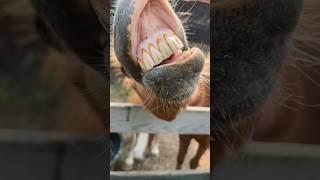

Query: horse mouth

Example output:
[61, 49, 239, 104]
[128, 0, 192, 73]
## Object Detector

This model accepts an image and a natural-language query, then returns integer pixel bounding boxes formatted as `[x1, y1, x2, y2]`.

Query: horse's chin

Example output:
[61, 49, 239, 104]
[144, 95, 190, 121]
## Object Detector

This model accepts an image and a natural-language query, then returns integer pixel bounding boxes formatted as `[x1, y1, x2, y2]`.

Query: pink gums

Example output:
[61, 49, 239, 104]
[136, 28, 174, 59]
[130, 0, 180, 61]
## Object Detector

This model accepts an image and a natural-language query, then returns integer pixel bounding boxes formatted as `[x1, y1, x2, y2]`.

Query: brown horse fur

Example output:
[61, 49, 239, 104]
[0, 0, 106, 134]
[213, 0, 320, 162]
[252, 0, 320, 144]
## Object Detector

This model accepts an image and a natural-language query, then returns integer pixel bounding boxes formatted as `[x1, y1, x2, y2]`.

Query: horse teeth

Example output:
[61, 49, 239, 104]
[138, 32, 185, 72]
[166, 37, 179, 52]
[149, 44, 164, 65]
[142, 49, 154, 71]
[174, 36, 184, 49]
[157, 38, 173, 59]
[163, 33, 181, 51]
[138, 58, 147, 72]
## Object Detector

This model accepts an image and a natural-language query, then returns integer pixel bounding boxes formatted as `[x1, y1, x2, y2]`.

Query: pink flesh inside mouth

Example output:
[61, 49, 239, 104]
[130, 0, 190, 72]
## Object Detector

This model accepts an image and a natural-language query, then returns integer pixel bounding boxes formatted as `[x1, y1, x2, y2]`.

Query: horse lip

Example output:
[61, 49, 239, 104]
[141, 47, 205, 97]
[146, 48, 203, 72]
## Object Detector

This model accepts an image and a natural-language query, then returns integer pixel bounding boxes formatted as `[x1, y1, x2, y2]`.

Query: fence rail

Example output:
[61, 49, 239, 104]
[0, 130, 107, 180]
[110, 102, 210, 134]
[111, 170, 209, 180]
[2, 130, 320, 180]
[110, 102, 210, 179]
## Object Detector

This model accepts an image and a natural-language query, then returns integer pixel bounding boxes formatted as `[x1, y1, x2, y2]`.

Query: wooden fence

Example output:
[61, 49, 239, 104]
[110, 102, 210, 180]
[0, 130, 107, 180]
[110, 102, 210, 134]
[214, 142, 320, 180]
[1, 127, 319, 180]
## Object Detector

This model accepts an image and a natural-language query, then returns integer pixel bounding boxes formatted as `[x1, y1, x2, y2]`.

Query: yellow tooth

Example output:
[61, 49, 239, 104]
[164, 37, 178, 52]
[185, 50, 192, 58]
[157, 38, 173, 59]
[149, 44, 163, 65]
[142, 49, 154, 70]
[168, 38, 179, 52]
[163, 32, 168, 39]
[174, 37, 184, 49]
[138, 58, 147, 72]
[163, 33, 180, 51]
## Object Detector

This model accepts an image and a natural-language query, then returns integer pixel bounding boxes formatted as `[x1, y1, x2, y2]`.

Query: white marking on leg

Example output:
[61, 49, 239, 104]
[134, 133, 149, 161]
[124, 150, 134, 166]
[124, 134, 137, 169]
[151, 135, 160, 157]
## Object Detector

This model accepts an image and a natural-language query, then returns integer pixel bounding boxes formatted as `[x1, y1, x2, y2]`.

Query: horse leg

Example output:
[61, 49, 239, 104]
[133, 133, 149, 162]
[123, 133, 137, 170]
[150, 134, 159, 157]
[190, 136, 209, 169]
[143, 134, 159, 158]
[176, 135, 192, 170]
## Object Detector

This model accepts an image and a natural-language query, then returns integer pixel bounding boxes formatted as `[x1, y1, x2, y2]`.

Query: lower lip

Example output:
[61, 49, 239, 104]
[157, 50, 183, 66]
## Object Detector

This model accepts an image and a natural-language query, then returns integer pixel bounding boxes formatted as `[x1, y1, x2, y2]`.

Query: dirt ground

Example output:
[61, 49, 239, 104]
[113, 133, 210, 171]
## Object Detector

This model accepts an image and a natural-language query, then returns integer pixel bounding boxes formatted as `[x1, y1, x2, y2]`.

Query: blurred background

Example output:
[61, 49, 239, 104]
[0, 0, 107, 180]
[214, 0, 320, 179]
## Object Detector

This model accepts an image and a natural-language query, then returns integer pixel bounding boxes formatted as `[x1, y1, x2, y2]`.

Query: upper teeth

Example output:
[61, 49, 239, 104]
[138, 33, 184, 72]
